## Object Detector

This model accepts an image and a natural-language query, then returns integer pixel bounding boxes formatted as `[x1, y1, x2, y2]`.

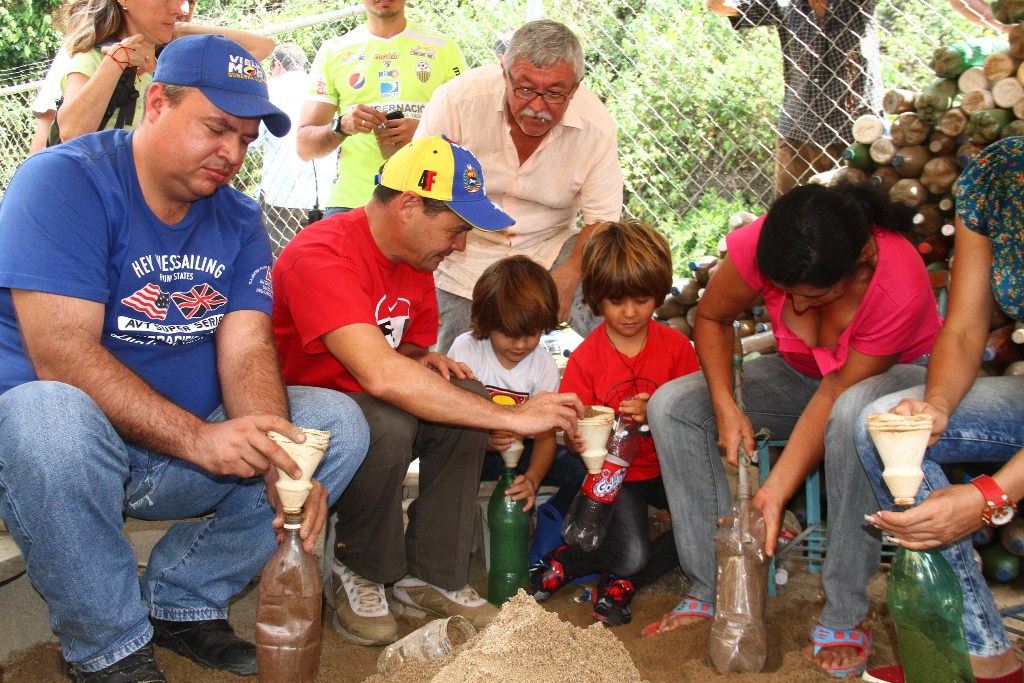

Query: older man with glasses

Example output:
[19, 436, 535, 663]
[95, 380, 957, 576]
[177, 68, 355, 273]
[416, 19, 624, 353]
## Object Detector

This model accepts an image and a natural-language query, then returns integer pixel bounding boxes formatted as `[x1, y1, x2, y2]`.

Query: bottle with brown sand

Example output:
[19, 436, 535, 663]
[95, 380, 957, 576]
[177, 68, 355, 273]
[255, 429, 330, 683]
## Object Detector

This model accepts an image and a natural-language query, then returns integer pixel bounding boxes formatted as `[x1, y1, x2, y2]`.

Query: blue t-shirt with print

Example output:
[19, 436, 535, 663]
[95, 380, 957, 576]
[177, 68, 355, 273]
[0, 129, 274, 417]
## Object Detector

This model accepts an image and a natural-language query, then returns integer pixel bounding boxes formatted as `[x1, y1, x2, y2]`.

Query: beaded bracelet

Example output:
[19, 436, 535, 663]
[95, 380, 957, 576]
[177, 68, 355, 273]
[107, 44, 140, 76]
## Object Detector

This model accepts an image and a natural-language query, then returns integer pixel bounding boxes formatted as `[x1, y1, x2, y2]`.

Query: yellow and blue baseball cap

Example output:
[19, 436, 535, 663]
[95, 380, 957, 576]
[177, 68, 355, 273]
[154, 34, 290, 137]
[376, 135, 514, 231]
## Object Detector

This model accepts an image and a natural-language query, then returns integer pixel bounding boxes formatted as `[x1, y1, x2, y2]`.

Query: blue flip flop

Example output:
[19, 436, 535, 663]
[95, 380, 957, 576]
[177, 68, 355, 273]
[808, 623, 872, 679]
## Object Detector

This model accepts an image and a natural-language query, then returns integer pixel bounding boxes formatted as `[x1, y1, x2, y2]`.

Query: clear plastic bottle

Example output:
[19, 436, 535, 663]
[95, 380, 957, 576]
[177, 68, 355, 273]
[888, 547, 974, 683]
[255, 511, 322, 683]
[707, 485, 769, 673]
[561, 417, 640, 551]
[487, 465, 530, 606]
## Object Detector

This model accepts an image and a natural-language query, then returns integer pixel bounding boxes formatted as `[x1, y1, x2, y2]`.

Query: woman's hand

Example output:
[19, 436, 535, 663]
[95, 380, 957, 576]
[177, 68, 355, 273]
[752, 484, 787, 556]
[716, 399, 755, 467]
[890, 397, 949, 446]
[865, 484, 986, 548]
[102, 35, 156, 74]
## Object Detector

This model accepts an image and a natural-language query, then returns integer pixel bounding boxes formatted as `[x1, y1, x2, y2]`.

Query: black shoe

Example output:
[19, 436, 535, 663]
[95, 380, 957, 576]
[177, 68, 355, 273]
[65, 641, 166, 683]
[151, 618, 257, 676]
[592, 575, 636, 626]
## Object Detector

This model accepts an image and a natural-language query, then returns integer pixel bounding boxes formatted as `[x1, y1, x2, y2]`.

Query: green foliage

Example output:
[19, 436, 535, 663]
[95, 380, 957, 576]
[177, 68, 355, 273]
[0, 0, 997, 270]
[0, 0, 63, 70]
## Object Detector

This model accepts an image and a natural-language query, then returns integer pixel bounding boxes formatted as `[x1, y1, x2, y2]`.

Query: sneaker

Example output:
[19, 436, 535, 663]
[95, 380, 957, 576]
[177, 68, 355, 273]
[151, 618, 256, 676]
[390, 578, 499, 631]
[529, 544, 572, 602]
[592, 575, 636, 626]
[326, 561, 398, 646]
[65, 641, 166, 683]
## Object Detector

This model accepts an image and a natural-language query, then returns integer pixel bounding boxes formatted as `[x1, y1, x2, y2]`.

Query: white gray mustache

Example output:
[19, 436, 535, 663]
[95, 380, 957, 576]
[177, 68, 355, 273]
[521, 109, 553, 123]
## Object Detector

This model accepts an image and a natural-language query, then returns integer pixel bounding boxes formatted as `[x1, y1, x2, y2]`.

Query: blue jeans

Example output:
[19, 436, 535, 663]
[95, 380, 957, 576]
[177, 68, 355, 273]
[0, 381, 369, 672]
[648, 353, 927, 631]
[854, 376, 1024, 657]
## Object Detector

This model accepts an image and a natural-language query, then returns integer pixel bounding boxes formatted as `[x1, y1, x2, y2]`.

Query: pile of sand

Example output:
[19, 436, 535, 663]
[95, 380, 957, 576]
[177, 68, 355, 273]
[366, 591, 648, 683]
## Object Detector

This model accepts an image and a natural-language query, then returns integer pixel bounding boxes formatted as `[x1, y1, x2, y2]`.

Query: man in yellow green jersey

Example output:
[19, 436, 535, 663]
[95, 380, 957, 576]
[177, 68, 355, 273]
[296, 0, 465, 215]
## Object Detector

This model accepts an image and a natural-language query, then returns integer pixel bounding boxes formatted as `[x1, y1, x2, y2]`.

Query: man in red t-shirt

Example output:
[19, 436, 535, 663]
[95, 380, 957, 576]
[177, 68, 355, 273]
[273, 135, 584, 646]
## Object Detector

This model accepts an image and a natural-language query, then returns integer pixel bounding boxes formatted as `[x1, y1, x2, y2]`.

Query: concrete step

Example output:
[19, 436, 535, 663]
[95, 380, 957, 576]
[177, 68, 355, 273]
[0, 532, 25, 584]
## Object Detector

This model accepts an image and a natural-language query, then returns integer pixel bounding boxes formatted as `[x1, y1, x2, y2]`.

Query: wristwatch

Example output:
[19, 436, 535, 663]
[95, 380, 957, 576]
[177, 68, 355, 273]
[969, 475, 1017, 527]
[332, 114, 349, 141]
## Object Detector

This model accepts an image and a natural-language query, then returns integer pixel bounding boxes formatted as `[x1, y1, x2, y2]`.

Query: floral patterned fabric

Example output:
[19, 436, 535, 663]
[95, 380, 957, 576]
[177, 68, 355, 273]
[955, 136, 1024, 323]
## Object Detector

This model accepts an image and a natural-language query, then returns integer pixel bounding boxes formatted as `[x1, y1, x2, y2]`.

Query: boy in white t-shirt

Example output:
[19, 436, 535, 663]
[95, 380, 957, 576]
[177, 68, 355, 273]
[448, 255, 583, 511]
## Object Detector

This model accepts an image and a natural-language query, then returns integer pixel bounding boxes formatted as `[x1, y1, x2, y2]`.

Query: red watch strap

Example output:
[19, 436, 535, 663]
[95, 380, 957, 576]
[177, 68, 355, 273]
[970, 474, 1011, 506]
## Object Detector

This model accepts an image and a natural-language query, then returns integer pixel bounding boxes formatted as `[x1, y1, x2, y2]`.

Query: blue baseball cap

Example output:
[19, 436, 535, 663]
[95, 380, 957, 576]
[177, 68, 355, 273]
[154, 34, 290, 137]
[376, 135, 514, 232]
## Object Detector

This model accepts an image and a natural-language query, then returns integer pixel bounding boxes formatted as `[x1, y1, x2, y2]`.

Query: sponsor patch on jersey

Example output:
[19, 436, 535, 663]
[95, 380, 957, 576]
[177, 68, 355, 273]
[316, 77, 327, 95]
[415, 60, 431, 83]
[349, 72, 365, 89]
[377, 69, 399, 79]
[380, 80, 400, 99]
[410, 45, 437, 60]
[374, 52, 400, 61]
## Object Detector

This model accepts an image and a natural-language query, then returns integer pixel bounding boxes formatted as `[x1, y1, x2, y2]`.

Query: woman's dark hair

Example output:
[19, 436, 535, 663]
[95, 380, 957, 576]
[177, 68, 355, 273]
[756, 182, 914, 288]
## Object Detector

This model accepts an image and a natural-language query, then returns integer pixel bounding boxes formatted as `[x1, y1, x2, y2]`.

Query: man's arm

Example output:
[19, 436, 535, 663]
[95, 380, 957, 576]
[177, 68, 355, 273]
[949, 0, 1010, 32]
[322, 322, 582, 435]
[12, 289, 304, 480]
[707, 0, 740, 17]
[217, 308, 328, 548]
[550, 221, 607, 322]
[296, 100, 387, 161]
[216, 309, 290, 419]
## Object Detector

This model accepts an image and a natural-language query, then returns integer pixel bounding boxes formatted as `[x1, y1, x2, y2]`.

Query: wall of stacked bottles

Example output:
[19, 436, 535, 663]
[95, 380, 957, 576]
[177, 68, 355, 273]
[659, 9, 1024, 370]
[0, 0, 997, 264]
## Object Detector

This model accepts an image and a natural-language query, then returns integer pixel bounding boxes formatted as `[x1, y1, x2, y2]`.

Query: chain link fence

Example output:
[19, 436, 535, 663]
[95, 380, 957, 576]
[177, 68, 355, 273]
[0, 0, 993, 266]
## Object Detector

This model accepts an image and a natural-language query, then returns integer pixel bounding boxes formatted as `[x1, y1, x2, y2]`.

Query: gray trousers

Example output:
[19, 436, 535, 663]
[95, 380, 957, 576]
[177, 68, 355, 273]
[327, 378, 489, 591]
[433, 233, 602, 354]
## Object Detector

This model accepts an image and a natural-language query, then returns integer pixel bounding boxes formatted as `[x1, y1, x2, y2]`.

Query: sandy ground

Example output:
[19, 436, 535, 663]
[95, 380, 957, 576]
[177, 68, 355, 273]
[0, 559, 943, 683]
[3, 515, 1022, 683]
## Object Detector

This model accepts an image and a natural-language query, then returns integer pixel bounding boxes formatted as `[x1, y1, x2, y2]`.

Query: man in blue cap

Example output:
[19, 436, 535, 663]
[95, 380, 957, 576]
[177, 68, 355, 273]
[0, 35, 370, 682]
[272, 135, 585, 646]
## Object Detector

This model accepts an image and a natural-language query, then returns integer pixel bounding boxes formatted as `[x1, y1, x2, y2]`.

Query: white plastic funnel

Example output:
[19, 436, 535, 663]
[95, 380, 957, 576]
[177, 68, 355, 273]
[501, 437, 525, 468]
[268, 428, 331, 511]
[577, 406, 616, 474]
[866, 413, 934, 506]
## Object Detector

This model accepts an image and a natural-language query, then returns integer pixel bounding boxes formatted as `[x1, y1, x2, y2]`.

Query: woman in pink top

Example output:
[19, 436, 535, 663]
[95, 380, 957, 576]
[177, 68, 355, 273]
[643, 183, 942, 679]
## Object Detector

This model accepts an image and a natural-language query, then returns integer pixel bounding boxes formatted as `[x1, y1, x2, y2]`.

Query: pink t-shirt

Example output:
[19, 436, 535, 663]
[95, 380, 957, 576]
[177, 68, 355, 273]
[725, 216, 942, 379]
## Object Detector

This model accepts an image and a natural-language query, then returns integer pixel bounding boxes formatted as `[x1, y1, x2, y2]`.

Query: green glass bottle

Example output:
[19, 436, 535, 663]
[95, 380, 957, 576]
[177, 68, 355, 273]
[842, 143, 877, 171]
[930, 38, 1007, 78]
[887, 547, 975, 683]
[487, 466, 530, 606]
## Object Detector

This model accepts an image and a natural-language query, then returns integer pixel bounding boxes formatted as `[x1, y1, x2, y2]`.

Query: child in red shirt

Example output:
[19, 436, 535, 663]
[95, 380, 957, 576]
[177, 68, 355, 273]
[531, 220, 699, 625]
